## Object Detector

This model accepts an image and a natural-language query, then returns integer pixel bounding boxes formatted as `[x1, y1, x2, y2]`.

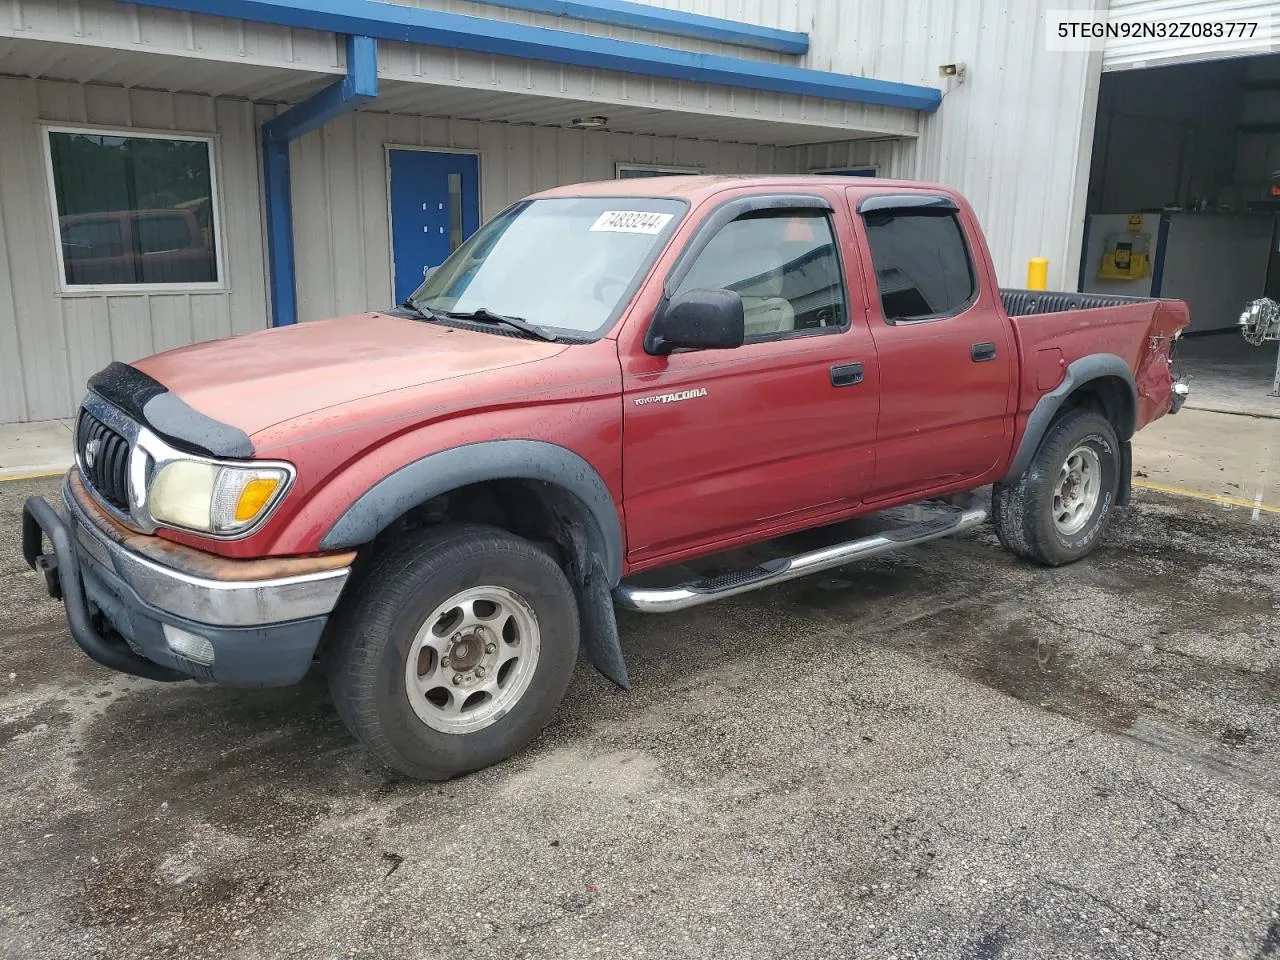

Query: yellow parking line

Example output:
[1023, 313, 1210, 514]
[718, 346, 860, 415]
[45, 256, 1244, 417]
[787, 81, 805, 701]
[1134, 479, 1280, 515]
[0, 469, 66, 483]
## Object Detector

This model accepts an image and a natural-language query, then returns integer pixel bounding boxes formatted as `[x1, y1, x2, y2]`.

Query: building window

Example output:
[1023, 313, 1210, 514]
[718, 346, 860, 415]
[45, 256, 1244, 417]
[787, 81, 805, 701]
[46, 128, 221, 289]
[616, 163, 701, 179]
[862, 210, 975, 322]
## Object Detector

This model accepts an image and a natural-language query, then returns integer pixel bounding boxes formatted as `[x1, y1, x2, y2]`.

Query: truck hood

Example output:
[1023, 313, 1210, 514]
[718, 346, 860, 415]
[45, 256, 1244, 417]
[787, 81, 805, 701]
[132, 313, 567, 438]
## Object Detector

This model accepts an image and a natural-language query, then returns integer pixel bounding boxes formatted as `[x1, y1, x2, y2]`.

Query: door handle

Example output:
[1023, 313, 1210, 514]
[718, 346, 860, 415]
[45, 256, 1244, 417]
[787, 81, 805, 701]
[830, 362, 864, 387]
[971, 342, 997, 362]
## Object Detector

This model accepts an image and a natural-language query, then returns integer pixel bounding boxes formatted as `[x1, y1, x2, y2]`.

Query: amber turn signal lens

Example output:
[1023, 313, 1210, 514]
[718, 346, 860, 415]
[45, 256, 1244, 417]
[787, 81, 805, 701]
[234, 477, 281, 522]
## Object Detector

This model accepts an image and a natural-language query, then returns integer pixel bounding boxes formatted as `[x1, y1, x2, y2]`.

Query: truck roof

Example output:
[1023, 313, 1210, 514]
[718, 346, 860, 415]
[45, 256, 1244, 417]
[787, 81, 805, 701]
[530, 174, 939, 202]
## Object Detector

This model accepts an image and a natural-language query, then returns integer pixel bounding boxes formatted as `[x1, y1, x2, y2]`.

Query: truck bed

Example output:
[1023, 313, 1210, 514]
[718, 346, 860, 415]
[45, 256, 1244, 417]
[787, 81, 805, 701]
[999, 287, 1189, 439]
[1001, 288, 1158, 317]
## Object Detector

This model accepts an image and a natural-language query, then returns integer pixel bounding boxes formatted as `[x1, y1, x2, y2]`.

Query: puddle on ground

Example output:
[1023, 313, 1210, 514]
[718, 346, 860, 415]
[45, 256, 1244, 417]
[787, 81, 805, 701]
[769, 512, 1279, 743]
[968, 626, 1138, 732]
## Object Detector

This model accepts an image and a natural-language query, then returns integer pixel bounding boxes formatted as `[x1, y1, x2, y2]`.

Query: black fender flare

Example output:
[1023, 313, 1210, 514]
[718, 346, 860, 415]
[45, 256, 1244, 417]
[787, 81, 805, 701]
[319, 440, 624, 587]
[1002, 354, 1137, 484]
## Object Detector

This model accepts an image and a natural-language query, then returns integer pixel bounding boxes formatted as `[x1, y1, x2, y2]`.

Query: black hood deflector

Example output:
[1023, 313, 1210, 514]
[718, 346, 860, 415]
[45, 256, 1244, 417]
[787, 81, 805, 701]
[87, 362, 253, 459]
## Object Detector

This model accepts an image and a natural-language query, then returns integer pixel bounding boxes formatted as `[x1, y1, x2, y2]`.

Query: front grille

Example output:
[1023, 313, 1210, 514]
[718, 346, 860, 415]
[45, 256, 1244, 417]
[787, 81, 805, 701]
[77, 408, 132, 510]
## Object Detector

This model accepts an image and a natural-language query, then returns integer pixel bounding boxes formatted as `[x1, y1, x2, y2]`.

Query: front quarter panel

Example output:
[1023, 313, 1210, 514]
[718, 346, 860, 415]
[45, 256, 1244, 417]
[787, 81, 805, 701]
[251, 338, 625, 558]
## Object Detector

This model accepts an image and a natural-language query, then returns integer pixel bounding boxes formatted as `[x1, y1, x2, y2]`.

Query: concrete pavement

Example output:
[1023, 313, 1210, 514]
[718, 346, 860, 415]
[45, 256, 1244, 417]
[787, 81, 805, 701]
[0, 419, 73, 481]
[2, 471, 1279, 959]
[1133, 407, 1280, 513]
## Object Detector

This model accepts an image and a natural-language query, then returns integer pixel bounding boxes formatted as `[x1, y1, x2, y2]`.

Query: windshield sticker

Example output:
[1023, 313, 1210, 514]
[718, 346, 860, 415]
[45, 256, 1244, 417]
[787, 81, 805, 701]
[590, 211, 674, 235]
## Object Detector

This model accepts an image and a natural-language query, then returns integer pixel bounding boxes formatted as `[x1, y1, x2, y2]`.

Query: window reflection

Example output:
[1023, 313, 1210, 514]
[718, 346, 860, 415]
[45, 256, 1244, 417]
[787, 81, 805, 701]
[49, 131, 219, 286]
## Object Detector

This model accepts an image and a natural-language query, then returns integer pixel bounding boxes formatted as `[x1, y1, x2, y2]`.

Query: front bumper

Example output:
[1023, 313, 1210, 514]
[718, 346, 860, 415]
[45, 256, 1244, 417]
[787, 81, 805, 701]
[21, 475, 352, 686]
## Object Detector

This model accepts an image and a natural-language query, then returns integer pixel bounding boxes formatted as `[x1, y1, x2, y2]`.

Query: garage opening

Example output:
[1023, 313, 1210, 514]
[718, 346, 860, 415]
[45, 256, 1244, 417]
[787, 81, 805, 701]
[1082, 53, 1280, 415]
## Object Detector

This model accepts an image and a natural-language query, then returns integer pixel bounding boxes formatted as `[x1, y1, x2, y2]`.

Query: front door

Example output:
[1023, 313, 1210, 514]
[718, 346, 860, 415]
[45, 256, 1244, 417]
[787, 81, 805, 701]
[622, 204, 880, 564]
[388, 148, 480, 304]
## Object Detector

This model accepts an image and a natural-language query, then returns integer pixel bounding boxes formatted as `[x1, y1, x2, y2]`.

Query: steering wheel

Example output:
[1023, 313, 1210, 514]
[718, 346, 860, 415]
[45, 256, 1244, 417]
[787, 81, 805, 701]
[593, 275, 629, 303]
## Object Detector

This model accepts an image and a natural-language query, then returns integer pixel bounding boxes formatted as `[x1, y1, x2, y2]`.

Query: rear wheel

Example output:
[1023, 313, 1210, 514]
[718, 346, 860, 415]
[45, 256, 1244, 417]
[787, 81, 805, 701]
[327, 524, 580, 780]
[993, 409, 1121, 567]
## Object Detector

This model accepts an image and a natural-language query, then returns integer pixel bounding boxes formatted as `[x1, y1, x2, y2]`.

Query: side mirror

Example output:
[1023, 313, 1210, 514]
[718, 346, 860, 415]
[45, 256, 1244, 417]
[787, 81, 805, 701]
[646, 288, 745, 355]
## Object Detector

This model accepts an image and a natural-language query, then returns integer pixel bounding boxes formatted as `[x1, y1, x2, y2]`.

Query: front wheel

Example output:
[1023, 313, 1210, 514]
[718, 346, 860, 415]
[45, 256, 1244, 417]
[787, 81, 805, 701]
[327, 524, 580, 780]
[992, 409, 1121, 567]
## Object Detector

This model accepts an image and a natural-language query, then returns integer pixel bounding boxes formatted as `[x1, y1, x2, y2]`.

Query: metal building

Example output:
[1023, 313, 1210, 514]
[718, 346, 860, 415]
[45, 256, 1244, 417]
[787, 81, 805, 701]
[0, 0, 1259, 426]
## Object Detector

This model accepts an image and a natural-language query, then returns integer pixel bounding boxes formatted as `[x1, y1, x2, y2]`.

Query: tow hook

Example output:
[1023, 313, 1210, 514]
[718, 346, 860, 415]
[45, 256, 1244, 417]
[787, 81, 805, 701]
[1171, 381, 1190, 414]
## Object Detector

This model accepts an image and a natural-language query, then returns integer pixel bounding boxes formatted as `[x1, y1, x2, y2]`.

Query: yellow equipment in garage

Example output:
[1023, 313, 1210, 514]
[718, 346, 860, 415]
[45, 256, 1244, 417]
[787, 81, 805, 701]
[1098, 216, 1151, 281]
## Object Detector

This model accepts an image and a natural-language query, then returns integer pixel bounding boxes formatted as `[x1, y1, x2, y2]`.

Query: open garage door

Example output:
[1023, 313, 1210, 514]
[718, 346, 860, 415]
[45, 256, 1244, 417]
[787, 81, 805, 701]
[1082, 47, 1280, 416]
[1103, 0, 1279, 71]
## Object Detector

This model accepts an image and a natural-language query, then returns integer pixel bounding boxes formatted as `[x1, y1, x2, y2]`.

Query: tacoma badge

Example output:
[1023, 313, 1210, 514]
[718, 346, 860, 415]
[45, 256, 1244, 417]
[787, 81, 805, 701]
[634, 388, 708, 407]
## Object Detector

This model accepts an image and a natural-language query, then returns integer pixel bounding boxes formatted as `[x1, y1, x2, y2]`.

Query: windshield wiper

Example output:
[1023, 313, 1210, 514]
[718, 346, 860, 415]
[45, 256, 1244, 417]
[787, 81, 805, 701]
[442, 307, 559, 342]
[397, 299, 441, 321]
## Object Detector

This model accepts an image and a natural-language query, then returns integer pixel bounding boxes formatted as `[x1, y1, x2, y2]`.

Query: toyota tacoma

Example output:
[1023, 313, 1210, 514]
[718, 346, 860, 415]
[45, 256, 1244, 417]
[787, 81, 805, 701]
[23, 176, 1190, 779]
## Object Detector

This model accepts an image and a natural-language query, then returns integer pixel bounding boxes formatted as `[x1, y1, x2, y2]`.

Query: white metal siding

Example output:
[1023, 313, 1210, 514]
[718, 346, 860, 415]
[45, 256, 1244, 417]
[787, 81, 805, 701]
[777, 139, 918, 179]
[1103, 0, 1280, 71]
[1, 0, 942, 84]
[0, 0, 1113, 421]
[0, 77, 269, 424]
[378, 0, 1106, 288]
[382, 0, 1107, 289]
[785, 0, 1104, 290]
[1, 0, 343, 75]
[288, 111, 791, 321]
[379, 0, 802, 63]
[0, 0, 923, 143]
[912, 0, 1105, 291]
[370, 42, 919, 142]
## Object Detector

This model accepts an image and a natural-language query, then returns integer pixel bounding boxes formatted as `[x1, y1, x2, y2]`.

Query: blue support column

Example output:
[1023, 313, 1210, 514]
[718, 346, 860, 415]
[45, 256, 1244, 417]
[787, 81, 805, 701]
[262, 35, 377, 326]
[1149, 212, 1173, 298]
[261, 136, 296, 327]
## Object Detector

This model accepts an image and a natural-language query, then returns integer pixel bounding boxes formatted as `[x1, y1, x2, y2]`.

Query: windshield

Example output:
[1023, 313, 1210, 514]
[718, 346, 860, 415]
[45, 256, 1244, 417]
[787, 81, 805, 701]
[408, 197, 685, 338]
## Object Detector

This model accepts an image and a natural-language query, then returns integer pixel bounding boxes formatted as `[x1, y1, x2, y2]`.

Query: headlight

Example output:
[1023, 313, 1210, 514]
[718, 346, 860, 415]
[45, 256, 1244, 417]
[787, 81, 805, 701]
[148, 460, 291, 535]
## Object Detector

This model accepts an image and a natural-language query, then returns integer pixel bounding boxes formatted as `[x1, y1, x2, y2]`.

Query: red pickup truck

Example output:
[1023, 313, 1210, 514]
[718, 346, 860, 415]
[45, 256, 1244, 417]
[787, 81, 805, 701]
[23, 176, 1190, 779]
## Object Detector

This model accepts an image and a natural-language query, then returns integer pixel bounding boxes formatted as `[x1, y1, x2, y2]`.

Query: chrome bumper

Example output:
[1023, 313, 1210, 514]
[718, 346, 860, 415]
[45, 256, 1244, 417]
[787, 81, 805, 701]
[64, 479, 350, 628]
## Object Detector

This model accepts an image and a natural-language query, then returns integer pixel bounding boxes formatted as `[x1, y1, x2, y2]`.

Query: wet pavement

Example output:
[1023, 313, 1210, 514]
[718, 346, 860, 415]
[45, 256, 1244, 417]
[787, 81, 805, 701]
[2, 473, 1279, 960]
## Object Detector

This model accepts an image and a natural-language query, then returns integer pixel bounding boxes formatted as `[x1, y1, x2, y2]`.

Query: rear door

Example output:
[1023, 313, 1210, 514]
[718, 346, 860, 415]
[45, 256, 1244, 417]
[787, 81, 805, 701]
[848, 192, 1015, 500]
[621, 195, 880, 563]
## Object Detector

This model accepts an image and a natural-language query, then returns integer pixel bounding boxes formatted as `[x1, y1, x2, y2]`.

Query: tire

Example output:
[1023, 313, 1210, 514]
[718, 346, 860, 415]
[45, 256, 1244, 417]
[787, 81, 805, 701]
[992, 409, 1121, 567]
[327, 523, 580, 780]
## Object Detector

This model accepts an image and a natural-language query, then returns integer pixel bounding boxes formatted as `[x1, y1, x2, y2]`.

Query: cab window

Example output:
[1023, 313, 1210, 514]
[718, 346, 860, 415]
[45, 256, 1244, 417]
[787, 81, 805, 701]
[862, 209, 975, 322]
[675, 211, 847, 342]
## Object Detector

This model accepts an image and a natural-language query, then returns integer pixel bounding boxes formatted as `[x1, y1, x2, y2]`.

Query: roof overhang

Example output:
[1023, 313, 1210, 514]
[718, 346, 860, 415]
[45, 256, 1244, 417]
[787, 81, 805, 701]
[448, 0, 810, 55]
[124, 0, 940, 113]
[0, 34, 921, 146]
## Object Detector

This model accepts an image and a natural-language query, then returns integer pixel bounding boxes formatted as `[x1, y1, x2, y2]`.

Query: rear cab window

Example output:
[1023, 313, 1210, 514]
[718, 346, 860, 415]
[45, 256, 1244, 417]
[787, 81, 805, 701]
[859, 195, 976, 323]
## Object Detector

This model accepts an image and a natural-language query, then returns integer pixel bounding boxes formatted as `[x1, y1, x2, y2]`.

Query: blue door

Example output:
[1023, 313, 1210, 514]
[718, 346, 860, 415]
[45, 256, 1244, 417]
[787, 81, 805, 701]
[388, 148, 480, 304]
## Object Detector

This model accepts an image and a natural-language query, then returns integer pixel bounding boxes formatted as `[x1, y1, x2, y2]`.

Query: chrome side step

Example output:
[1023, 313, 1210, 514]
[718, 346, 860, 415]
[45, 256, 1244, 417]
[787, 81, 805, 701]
[613, 496, 989, 614]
